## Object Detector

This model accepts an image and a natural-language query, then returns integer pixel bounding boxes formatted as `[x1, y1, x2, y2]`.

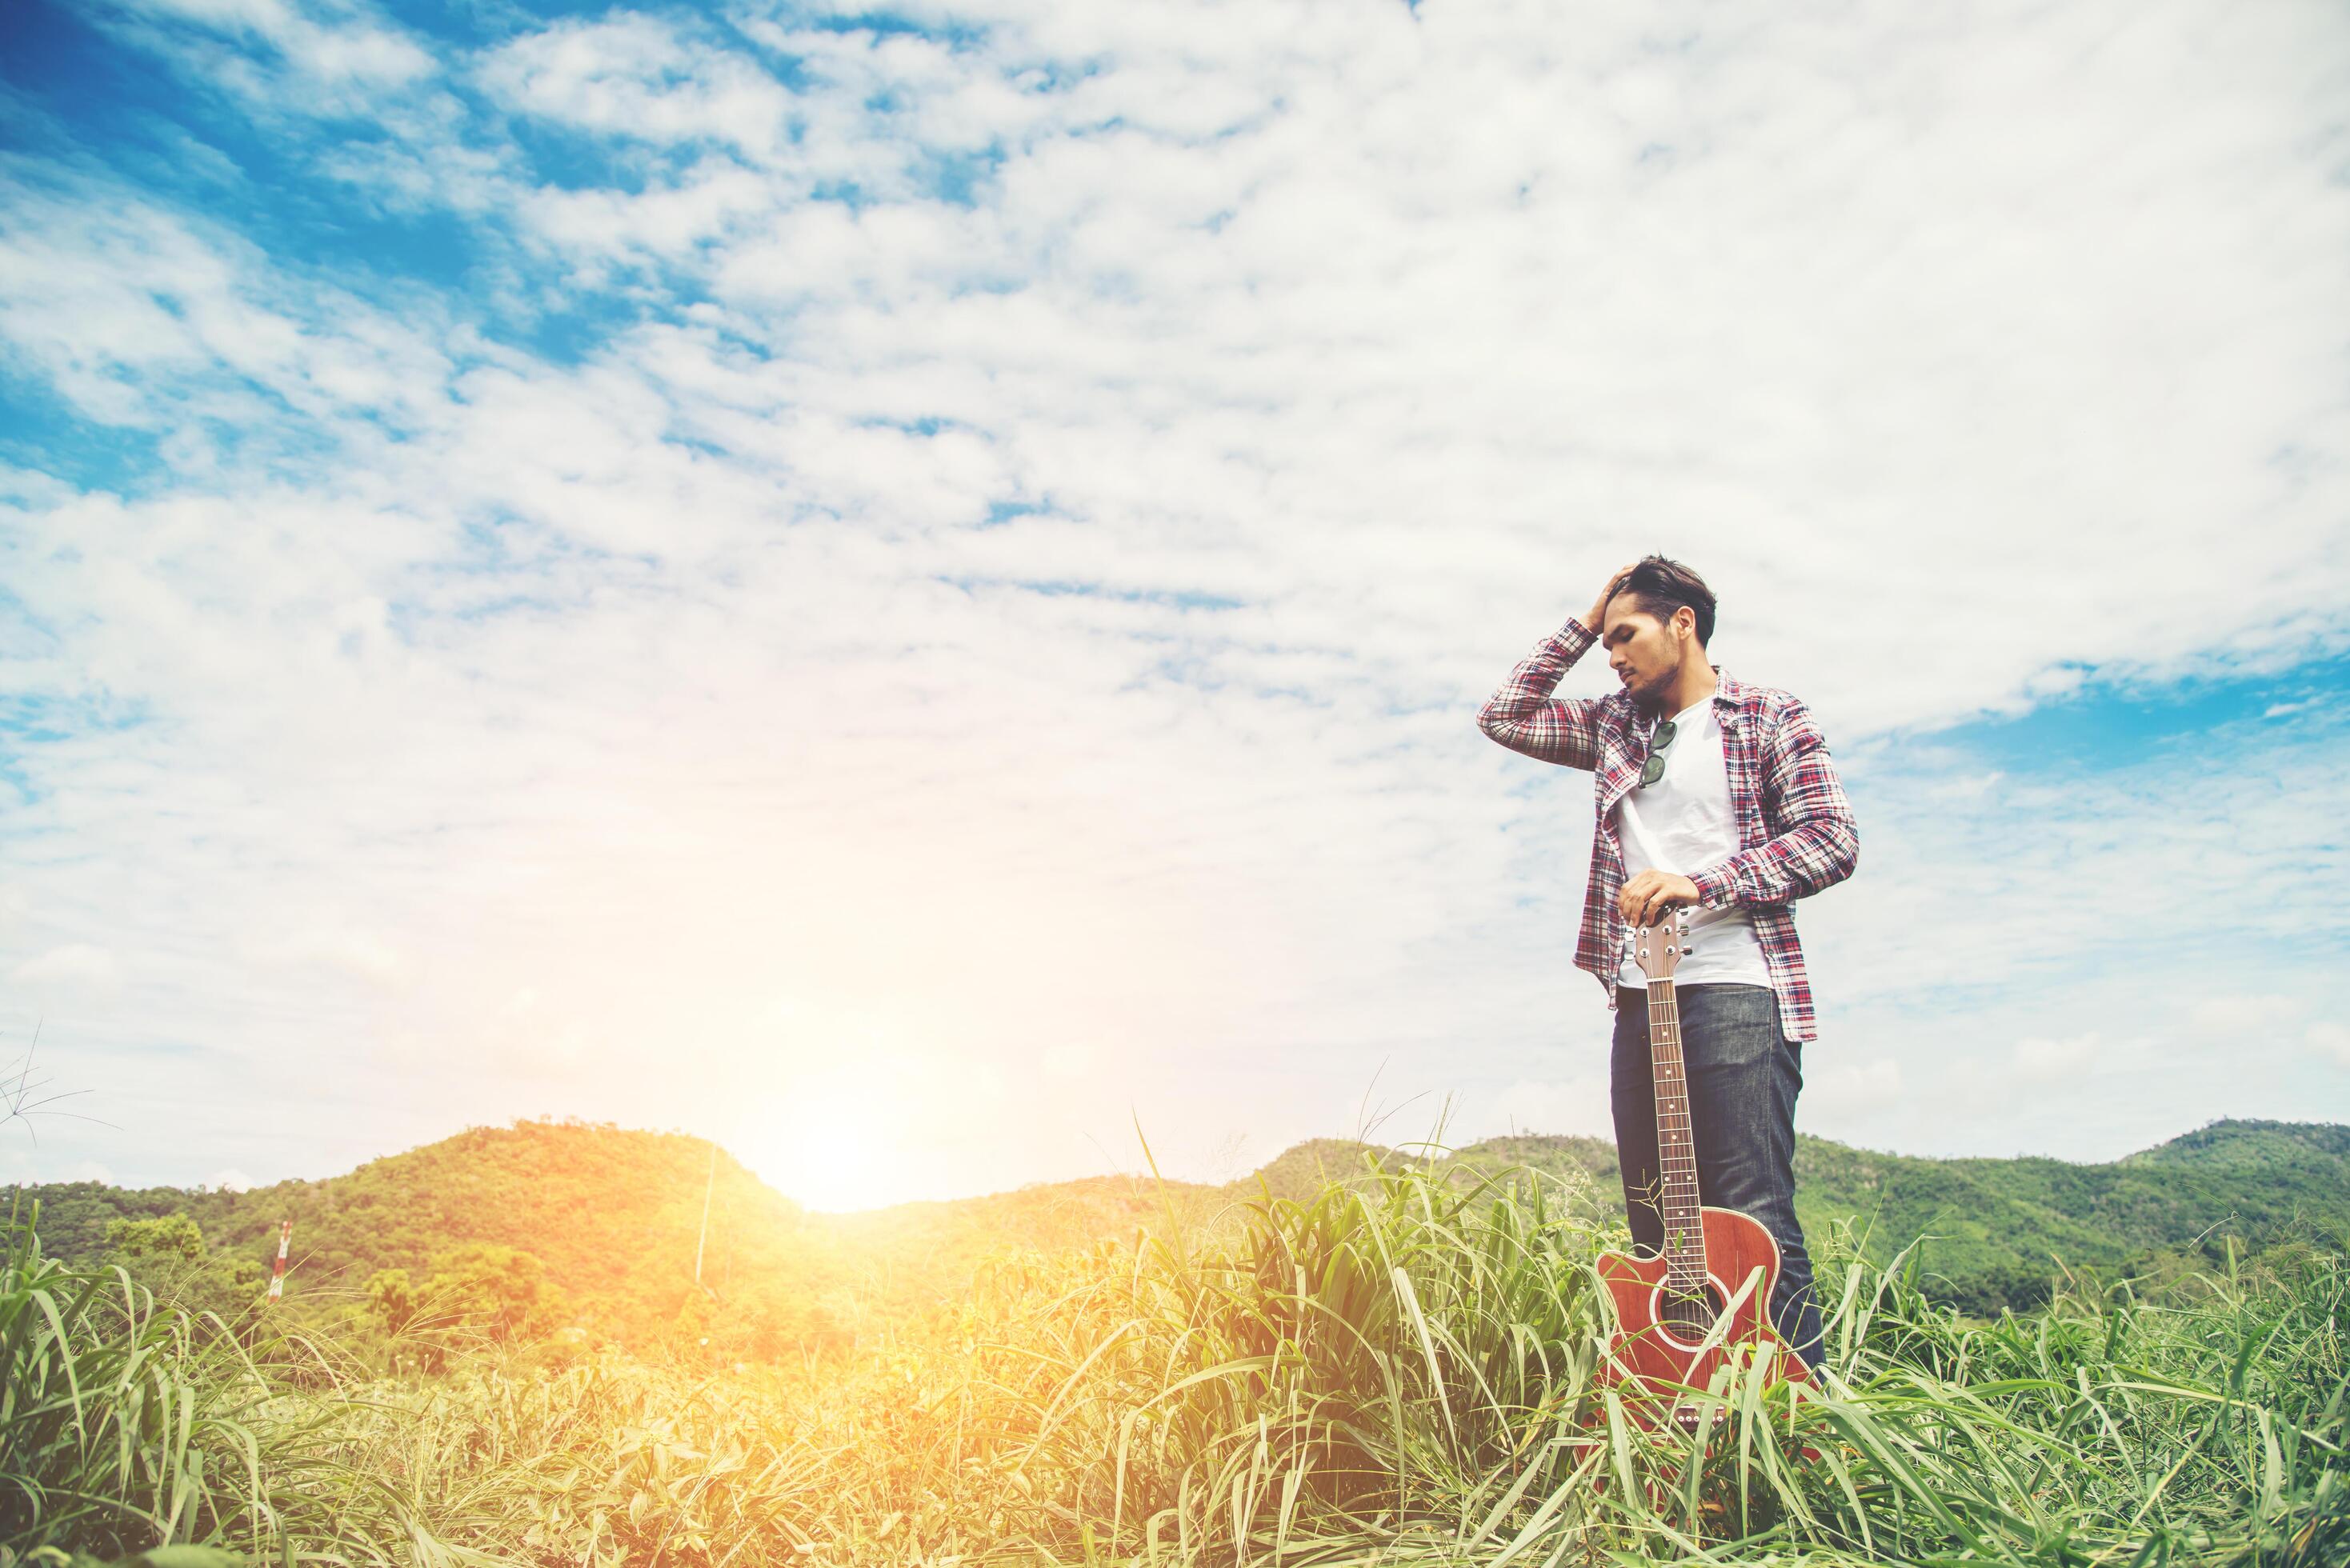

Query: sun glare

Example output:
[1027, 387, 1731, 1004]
[755, 1102, 898, 1214]
[734, 1001, 954, 1212]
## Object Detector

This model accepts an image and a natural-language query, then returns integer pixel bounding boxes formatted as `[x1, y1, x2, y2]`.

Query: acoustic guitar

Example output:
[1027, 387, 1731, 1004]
[1595, 907, 1812, 1426]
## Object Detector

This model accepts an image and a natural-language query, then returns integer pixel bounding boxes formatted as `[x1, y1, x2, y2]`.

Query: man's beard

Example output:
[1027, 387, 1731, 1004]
[1627, 651, 1683, 714]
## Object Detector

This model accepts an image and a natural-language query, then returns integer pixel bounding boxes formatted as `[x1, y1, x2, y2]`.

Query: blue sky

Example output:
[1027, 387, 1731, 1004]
[2, 0, 2346, 1209]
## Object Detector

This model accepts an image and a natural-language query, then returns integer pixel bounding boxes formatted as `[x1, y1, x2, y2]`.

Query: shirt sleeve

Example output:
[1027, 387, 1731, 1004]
[1475, 618, 1610, 771]
[1689, 698, 1860, 909]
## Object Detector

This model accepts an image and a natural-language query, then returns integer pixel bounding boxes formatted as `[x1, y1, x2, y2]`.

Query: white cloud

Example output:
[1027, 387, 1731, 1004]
[1039, 1041, 1094, 1078]
[479, 16, 795, 162]
[250, 929, 408, 984]
[1925, 771, 2004, 802]
[1803, 731, 2349, 1024]
[10, 946, 125, 988]
[517, 160, 777, 261]
[2184, 994, 2307, 1039]
[7, 1157, 123, 1187]
[100, 0, 435, 111]
[2309, 1024, 2350, 1069]
[0, 162, 461, 438]
[1489, 1074, 1613, 1140]
[2013, 1032, 2100, 1083]
[1804, 1058, 1904, 1124]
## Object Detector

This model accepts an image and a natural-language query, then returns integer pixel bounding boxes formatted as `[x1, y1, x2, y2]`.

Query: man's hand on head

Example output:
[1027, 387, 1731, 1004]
[1619, 870, 1700, 928]
[1584, 562, 1639, 635]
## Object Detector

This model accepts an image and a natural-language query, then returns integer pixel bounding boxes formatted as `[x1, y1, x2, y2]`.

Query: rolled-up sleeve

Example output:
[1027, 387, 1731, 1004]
[1691, 700, 1858, 909]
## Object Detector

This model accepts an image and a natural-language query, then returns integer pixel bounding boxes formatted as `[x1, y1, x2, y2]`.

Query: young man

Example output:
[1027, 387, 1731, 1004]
[1475, 556, 1859, 1368]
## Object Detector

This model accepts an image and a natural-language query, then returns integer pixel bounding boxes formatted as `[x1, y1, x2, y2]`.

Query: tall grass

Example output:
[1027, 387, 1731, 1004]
[8, 1160, 2344, 1566]
[0, 1198, 469, 1567]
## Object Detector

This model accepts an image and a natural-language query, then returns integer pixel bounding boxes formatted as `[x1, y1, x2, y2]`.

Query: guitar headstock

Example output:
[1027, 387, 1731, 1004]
[1633, 907, 1694, 982]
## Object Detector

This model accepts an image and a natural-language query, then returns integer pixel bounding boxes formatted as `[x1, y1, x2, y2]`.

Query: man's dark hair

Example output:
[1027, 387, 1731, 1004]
[1616, 554, 1717, 646]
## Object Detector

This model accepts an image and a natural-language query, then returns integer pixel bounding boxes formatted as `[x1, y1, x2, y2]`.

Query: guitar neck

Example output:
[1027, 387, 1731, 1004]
[1647, 978, 1708, 1289]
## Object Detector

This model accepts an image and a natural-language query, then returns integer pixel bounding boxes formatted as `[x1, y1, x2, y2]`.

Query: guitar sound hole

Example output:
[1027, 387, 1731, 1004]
[1659, 1281, 1727, 1342]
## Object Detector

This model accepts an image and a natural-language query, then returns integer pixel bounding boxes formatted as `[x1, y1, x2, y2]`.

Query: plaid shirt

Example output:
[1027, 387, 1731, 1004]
[1476, 616, 1859, 1042]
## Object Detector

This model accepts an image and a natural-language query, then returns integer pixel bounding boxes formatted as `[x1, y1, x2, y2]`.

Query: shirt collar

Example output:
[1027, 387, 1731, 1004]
[1613, 666, 1747, 723]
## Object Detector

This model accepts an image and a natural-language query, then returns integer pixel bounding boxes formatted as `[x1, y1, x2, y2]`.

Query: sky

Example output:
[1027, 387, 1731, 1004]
[1, 0, 2345, 1213]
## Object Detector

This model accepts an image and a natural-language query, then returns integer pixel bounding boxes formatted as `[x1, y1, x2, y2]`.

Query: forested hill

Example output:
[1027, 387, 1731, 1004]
[18, 1121, 843, 1350]
[1432, 1118, 2350, 1312]
[13, 1117, 2344, 1345]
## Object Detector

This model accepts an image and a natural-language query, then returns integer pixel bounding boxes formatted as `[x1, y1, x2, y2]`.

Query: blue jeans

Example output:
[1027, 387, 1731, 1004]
[1611, 983, 1824, 1369]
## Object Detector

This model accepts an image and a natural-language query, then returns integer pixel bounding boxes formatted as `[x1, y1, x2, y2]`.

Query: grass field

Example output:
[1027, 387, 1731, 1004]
[4, 1154, 2343, 1566]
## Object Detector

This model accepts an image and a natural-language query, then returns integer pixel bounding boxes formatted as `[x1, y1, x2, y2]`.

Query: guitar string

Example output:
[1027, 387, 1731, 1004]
[1646, 977, 1707, 1293]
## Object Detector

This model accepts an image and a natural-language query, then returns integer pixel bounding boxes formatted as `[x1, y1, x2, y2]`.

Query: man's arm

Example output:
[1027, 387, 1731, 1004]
[1688, 698, 1860, 909]
[1475, 617, 1611, 770]
[1477, 566, 1636, 770]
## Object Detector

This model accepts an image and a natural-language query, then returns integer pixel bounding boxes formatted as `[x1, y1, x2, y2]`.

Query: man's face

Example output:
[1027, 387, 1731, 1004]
[1600, 597, 1687, 708]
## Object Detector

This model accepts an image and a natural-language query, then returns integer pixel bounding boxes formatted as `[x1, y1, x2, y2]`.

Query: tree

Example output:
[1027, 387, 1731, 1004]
[365, 1243, 567, 1370]
[418, 1243, 566, 1345]
[103, 1213, 264, 1323]
[105, 1213, 206, 1262]
[366, 1266, 419, 1334]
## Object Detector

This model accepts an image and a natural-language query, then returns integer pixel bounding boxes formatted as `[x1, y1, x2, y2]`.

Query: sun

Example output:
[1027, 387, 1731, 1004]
[752, 1099, 898, 1214]
[733, 1003, 943, 1211]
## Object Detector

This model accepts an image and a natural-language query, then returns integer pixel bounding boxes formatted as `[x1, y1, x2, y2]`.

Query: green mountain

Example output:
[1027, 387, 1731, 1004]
[12, 1117, 2344, 1346]
[16, 1121, 847, 1353]
[1431, 1121, 2350, 1313]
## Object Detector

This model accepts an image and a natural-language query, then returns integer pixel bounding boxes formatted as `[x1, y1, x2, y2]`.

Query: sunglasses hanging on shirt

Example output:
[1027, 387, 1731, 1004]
[1639, 718, 1679, 787]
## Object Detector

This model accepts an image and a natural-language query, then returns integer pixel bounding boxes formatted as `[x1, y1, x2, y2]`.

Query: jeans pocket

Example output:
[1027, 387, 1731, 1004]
[1681, 984, 1782, 1071]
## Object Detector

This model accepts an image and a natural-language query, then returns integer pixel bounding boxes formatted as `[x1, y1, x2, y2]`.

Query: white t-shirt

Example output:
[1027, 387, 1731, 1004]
[1614, 694, 1772, 990]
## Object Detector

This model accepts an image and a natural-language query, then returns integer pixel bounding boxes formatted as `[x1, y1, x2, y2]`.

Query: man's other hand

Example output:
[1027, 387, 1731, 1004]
[1619, 870, 1700, 927]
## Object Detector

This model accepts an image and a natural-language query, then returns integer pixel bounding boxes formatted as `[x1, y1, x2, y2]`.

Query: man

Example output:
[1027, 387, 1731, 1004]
[1475, 555, 1858, 1369]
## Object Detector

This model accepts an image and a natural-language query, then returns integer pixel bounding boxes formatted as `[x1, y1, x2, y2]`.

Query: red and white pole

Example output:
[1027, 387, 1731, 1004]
[266, 1219, 292, 1305]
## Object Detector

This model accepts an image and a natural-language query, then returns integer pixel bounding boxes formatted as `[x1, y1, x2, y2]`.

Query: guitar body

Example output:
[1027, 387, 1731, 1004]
[1597, 1205, 1811, 1411]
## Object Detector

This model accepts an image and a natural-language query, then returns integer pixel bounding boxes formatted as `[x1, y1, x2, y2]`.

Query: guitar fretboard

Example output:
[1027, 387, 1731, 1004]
[1647, 978, 1707, 1291]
